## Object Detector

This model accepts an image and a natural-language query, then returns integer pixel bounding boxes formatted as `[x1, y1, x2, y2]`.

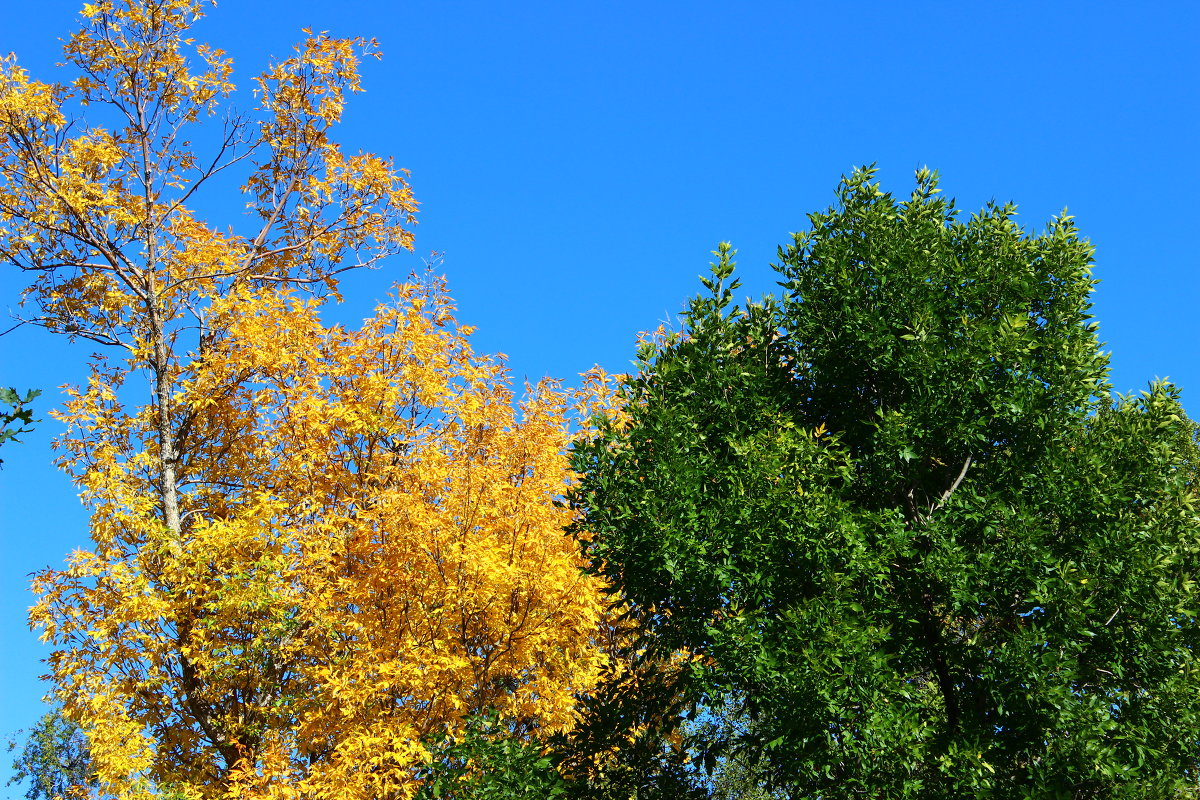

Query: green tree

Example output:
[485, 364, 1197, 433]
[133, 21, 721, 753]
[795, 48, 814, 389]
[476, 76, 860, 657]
[7, 708, 95, 800]
[571, 167, 1200, 798]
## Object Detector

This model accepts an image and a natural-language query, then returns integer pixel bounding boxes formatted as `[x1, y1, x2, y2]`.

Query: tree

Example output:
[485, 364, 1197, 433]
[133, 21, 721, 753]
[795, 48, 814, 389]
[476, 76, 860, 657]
[32, 282, 610, 799]
[1, 0, 416, 533]
[571, 167, 1200, 797]
[5, 3, 610, 798]
[7, 708, 96, 800]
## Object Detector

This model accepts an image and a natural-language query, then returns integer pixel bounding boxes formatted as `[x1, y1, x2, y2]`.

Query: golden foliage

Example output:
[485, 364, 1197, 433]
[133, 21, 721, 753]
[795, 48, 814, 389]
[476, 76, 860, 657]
[6, 3, 611, 799]
[33, 279, 611, 800]
[0, 0, 416, 346]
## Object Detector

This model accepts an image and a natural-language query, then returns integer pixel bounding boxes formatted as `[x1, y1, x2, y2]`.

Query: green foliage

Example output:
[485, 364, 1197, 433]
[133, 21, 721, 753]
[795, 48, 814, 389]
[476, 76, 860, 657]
[414, 712, 568, 799]
[6, 709, 94, 800]
[0, 386, 39, 467]
[571, 167, 1200, 798]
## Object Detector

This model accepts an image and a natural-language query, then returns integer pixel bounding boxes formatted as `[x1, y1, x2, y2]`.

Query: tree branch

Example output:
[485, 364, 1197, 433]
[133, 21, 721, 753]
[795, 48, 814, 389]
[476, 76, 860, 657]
[930, 454, 972, 515]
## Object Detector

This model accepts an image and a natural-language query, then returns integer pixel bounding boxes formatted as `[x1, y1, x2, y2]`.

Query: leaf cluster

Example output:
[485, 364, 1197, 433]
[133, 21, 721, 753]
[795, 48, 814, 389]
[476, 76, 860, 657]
[1, 386, 40, 466]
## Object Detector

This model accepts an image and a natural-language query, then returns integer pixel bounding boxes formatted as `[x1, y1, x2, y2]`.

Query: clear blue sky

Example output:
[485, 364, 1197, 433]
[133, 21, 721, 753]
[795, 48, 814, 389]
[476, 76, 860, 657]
[2, 1, 1197, 788]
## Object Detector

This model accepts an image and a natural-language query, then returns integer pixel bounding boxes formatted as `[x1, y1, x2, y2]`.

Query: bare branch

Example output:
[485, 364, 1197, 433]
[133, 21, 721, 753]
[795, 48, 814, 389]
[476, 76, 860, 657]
[0, 319, 30, 337]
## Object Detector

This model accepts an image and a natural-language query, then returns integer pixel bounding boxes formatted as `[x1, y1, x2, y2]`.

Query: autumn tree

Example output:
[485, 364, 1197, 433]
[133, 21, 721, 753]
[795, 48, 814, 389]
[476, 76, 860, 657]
[34, 282, 609, 800]
[3, 2, 610, 799]
[571, 168, 1200, 797]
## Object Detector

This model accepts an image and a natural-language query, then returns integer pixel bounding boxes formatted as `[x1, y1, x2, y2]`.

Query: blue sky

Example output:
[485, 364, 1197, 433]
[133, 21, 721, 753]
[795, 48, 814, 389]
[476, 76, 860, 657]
[1, 0, 1197, 787]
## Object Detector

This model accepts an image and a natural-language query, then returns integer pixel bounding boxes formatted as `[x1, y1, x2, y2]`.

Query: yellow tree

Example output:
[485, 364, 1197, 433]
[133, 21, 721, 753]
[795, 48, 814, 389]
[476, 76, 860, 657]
[2, 2, 611, 798]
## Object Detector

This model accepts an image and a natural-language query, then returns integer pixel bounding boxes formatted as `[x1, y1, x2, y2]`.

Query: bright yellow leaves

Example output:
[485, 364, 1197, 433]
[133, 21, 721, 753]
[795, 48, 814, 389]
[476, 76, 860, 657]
[0, 56, 66, 125]
[2, 0, 416, 346]
[35, 279, 611, 800]
[67, 0, 233, 117]
[8, 3, 608, 799]
[244, 29, 417, 288]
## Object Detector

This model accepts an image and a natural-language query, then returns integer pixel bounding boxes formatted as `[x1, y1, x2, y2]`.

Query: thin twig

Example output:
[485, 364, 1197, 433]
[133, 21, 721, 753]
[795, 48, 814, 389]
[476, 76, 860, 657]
[0, 319, 28, 337]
